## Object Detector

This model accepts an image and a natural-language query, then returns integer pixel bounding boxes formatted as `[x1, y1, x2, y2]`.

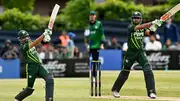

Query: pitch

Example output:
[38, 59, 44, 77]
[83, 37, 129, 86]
[0, 71, 180, 101]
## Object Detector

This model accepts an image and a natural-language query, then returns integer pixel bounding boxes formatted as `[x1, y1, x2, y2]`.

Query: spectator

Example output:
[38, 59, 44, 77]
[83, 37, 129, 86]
[107, 36, 121, 49]
[103, 39, 111, 49]
[56, 46, 70, 59]
[145, 34, 162, 51]
[67, 32, 76, 58]
[37, 46, 46, 59]
[173, 42, 180, 50]
[54, 47, 60, 59]
[143, 36, 150, 45]
[163, 18, 180, 44]
[73, 47, 83, 58]
[44, 44, 57, 59]
[2, 50, 18, 59]
[0, 39, 18, 59]
[162, 39, 175, 51]
[0, 39, 12, 57]
[12, 45, 19, 56]
[59, 30, 70, 47]
[174, 42, 180, 50]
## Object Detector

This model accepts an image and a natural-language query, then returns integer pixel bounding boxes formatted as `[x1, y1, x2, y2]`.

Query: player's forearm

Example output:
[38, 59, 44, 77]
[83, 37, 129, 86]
[135, 22, 152, 30]
[29, 35, 45, 48]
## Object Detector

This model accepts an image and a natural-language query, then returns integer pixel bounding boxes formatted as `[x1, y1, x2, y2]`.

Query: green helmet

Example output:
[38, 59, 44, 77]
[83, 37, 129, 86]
[131, 11, 142, 24]
[131, 11, 142, 19]
[18, 30, 29, 43]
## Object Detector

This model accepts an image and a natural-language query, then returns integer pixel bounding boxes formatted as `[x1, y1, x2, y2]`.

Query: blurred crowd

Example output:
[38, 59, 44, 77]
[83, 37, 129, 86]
[36, 44, 83, 60]
[0, 40, 19, 59]
[0, 30, 83, 60]
[0, 18, 180, 59]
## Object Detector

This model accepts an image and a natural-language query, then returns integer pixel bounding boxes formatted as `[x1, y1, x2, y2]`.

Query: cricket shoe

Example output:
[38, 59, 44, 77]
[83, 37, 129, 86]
[112, 91, 120, 98]
[149, 93, 156, 99]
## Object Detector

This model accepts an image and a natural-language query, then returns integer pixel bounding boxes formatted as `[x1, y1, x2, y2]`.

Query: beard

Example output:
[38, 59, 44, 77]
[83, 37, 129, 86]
[20, 37, 30, 43]
[90, 19, 95, 24]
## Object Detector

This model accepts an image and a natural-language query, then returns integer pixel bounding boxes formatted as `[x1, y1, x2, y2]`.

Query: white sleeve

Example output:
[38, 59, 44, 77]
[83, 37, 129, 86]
[84, 29, 90, 36]
[39, 52, 45, 59]
[157, 41, 162, 50]
[145, 43, 149, 50]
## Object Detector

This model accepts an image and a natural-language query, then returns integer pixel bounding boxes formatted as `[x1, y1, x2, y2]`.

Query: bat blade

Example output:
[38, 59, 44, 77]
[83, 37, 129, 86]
[160, 3, 180, 21]
[48, 4, 60, 30]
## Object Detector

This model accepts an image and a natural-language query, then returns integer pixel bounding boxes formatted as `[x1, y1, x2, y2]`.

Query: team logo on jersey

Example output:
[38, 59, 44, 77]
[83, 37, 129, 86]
[133, 30, 144, 39]
[95, 26, 98, 29]
[90, 31, 96, 34]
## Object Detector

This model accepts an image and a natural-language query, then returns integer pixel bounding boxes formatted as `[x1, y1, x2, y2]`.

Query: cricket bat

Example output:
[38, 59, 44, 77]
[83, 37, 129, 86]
[160, 3, 180, 21]
[150, 3, 180, 32]
[48, 4, 60, 30]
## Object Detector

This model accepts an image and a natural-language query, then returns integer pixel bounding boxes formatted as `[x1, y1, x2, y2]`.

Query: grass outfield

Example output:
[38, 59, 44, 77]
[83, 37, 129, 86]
[0, 71, 180, 101]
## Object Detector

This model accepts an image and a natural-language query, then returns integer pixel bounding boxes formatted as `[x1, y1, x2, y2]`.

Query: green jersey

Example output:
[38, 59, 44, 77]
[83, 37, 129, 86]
[127, 24, 146, 51]
[89, 20, 105, 49]
[20, 41, 41, 64]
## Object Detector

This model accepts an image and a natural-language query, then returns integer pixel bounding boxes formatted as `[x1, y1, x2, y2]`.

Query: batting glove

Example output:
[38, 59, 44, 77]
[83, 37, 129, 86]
[149, 24, 158, 32]
[152, 19, 164, 27]
[43, 28, 52, 36]
[43, 35, 51, 42]
[150, 19, 164, 32]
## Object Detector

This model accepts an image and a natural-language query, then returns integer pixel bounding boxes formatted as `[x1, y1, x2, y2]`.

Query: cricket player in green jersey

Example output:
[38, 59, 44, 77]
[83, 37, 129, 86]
[14, 29, 54, 101]
[89, 10, 105, 81]
[111, 11, 163, 99]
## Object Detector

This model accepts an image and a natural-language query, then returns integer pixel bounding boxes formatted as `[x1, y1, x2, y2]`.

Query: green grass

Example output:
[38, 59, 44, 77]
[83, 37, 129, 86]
[0, 71, 180, 101]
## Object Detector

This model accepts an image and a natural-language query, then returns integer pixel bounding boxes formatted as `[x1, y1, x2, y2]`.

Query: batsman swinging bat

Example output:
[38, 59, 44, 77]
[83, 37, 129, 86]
[48, 4, 60, 30]
[160, 3, 180, 21]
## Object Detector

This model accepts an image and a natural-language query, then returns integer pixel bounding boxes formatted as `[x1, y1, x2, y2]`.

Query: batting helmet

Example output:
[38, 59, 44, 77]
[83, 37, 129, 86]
[18, 30, 30, 43]
[131, 11, 142, 19]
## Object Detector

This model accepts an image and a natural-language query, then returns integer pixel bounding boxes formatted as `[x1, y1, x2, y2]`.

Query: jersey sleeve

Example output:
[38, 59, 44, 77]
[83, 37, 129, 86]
[127, 24, 136, 36]
[128, 24, 136, 32]
[22, 43, 30, 52]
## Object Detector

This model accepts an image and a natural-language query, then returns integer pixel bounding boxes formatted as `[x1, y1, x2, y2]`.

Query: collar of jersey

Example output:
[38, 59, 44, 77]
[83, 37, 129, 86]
[90, 20, 97, 25]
